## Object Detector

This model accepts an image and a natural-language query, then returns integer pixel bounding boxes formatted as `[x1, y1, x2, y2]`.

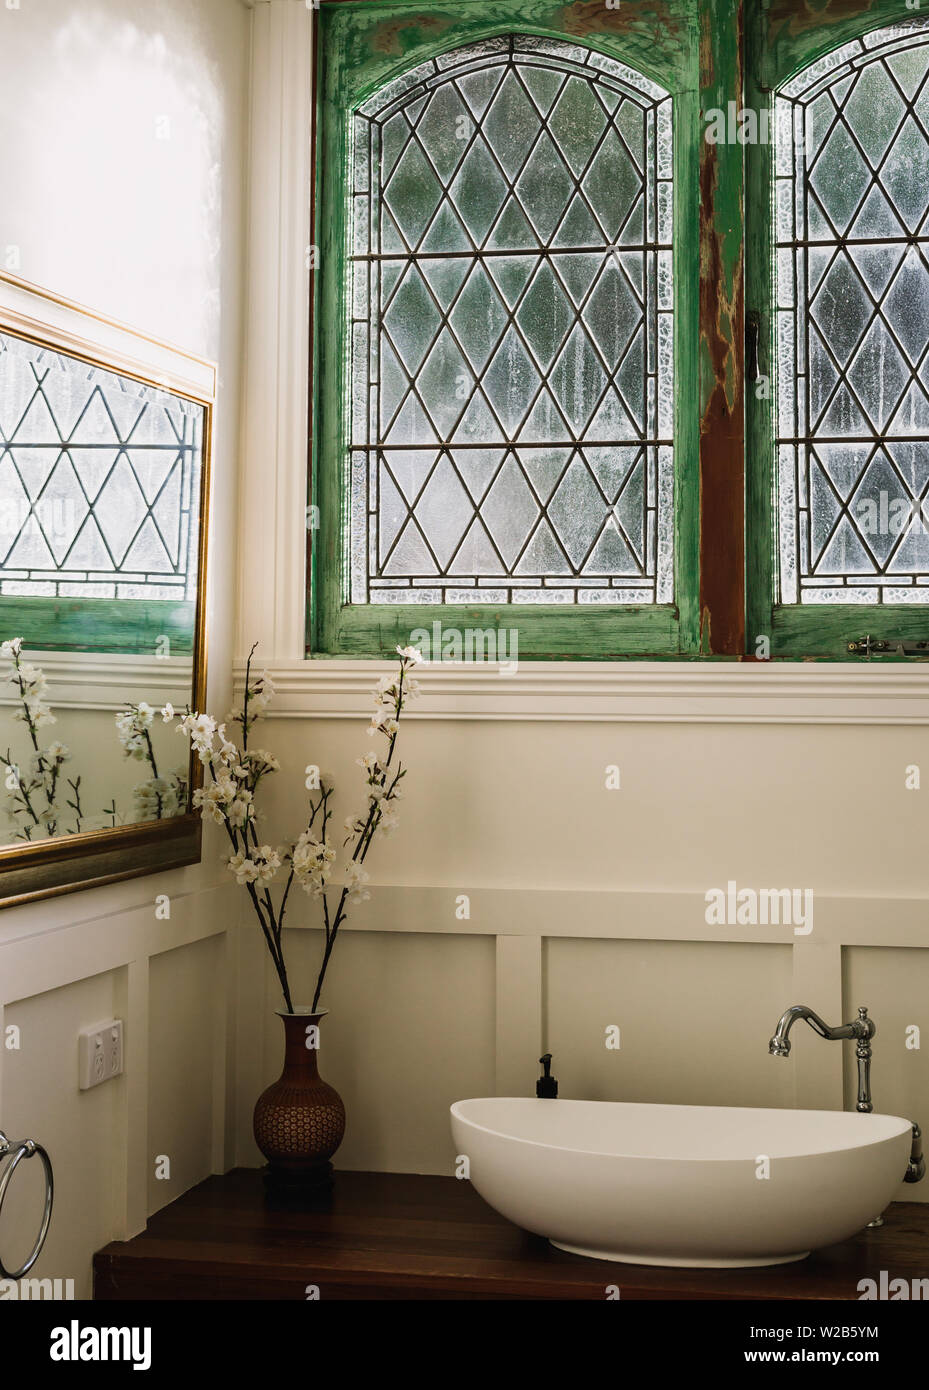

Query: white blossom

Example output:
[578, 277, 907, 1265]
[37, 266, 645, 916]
[248, 670, 275, 708]
[227, 850, 261, 885]
[27, 706, 56, 729]
[244, 748, 280, 776]
[132, 776, 184, 822]
[177, 712, 217, 762]
[226, 792, 255, 829]
[216, 724, 239, 763]
[343, 860, 370, 903]
[253, 844, 281, 882]
[115, 708, 150, 760]
[396, 645, 424, 666]
[291, 830, 336, 898]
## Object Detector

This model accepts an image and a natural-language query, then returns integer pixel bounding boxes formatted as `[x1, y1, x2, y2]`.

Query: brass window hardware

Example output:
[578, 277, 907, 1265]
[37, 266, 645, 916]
[847, 637, 929, 658]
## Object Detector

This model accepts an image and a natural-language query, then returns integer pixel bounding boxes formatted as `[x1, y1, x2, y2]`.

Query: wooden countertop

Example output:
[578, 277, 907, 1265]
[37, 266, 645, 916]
[93, 1169, 929, 1301]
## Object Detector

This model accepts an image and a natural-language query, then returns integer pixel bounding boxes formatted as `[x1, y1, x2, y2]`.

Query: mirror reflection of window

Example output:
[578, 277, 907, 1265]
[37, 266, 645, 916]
[0, 314, 209, 853]
[0, 329, 204, 646]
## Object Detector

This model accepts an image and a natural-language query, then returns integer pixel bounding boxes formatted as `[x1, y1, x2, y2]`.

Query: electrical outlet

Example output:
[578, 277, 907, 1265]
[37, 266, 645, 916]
[78, 1019, 124, 1090]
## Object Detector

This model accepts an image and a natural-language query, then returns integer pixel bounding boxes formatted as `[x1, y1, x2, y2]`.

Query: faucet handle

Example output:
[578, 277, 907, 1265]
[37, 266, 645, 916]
[856, 1006, 876, 1039]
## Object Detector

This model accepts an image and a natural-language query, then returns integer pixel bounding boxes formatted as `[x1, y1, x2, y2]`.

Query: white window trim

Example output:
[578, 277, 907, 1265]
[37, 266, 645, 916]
[234, 0, 929, 726]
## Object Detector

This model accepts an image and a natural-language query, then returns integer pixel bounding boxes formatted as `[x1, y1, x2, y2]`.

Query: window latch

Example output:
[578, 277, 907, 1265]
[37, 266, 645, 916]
[847, 636, 929, 658]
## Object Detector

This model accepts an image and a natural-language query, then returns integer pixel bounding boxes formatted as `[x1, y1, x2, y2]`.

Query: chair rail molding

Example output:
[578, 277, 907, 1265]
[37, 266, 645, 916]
[233, 658, 929, 724]
[237, 0, 313, 662]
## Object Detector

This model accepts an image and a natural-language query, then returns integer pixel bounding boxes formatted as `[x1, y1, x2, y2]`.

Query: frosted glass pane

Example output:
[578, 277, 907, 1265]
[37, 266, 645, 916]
[349, 36, 673, 605]
[448, 266, 508, 372]
[482, 71, 542, 178]
[0, 331, 203, 600]
[517, 262, 574, 370]
[774, 23, 929, 604]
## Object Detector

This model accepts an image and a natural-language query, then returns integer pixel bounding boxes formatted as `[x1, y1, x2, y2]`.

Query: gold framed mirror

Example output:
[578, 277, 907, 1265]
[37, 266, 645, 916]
[0, 272, 213, 906]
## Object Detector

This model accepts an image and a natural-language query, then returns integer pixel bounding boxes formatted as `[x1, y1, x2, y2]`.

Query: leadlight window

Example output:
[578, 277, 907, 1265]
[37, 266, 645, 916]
[319, 0, 927, 660]
[0, 330, 203, 603]
[348, 35, 674, 607]
[774, 24, 929, 606]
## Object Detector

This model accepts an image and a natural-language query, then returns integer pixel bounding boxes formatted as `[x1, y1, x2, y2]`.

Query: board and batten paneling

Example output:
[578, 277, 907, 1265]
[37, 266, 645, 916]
[545, 938, 795, 1108]
[147, 934, 229, 1214]
[0, 877, 239, 1298]
[0, 972, 124, 1296]
[843, 946, 929, 1183]
[247, 928, 497, 1176]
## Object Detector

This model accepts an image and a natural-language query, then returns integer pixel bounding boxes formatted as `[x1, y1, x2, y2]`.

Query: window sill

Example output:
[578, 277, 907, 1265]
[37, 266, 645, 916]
[232, 658, 929, 725]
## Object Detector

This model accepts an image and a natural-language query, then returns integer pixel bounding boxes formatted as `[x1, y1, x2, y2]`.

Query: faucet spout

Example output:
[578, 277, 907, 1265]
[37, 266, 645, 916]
[768, 1003, 855, 1057]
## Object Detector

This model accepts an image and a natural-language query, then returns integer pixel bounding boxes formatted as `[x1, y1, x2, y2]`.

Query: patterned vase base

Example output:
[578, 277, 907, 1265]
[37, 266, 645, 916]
[262, 1158, 335, 1202]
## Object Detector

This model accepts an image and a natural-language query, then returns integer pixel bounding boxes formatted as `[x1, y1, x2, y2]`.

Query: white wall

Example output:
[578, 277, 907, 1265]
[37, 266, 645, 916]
[232, 699, 929, 1202]
[0, 0, 250, 1297]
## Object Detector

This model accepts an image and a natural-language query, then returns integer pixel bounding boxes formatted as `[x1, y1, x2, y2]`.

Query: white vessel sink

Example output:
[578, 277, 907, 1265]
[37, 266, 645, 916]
[450, 1097, 913, 1267]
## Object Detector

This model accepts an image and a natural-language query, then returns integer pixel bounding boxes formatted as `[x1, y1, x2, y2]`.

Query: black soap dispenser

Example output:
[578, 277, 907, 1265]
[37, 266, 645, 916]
[536, 1052, 558, 1098]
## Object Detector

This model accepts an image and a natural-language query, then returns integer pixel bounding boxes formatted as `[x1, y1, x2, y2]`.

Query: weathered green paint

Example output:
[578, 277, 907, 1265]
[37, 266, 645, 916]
[317, 602, 679, 661]
[772, 604, 929, 658]
[698, 0, 744, 656]
[0, 597, 195, 655]
[311, 0, 701, 659]
[746, 0, 929, 658]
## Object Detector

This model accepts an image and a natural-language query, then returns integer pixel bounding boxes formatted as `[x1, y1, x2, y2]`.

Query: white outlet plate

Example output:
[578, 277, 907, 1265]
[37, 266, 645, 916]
[78, 1019, 124, 1090]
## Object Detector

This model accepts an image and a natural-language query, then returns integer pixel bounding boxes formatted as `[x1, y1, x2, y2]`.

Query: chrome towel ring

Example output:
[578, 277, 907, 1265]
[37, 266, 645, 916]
[0, 1130, 54, 1280]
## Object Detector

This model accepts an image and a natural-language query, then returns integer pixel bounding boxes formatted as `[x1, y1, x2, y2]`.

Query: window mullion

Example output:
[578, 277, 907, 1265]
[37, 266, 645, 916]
[697, 0, 746, 657]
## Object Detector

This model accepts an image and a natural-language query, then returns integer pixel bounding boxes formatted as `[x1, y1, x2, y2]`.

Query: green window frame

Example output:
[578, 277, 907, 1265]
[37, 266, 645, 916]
[311, 0, 702, 659]
[747, 0, 929, 659]
[310, 0, 929, 661]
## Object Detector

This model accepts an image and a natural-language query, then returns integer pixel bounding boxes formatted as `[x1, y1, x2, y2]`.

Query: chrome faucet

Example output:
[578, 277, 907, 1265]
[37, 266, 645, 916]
[769, 1003, 924, 1184]
[769, 1004, 875, 1111]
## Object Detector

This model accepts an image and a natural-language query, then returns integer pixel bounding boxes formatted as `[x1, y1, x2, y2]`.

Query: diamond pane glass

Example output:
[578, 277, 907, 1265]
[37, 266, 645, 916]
[775, 22, 929, 604]
[350, 35, 673, 605]
[0, 331, 203, 601]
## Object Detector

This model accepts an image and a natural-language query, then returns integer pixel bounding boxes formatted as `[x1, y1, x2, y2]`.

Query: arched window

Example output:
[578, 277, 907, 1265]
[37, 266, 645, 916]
[319, 3, 929, 659]
[773, 23, 929, 607]
[347, 35, 674, 610]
